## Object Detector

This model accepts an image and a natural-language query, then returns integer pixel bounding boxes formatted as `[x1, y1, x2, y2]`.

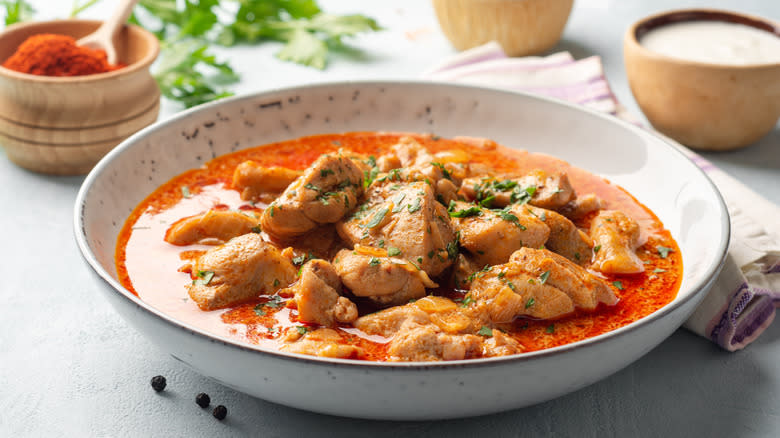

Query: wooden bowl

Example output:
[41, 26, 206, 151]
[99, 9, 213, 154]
[0, 19, 160, 174]
[432, 0, 574, 56]
[624, 9, 780, 151]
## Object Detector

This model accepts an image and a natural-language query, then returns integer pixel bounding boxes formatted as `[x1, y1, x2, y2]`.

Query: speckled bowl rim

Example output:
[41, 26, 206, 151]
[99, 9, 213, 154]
[74, 80, 730, 370]
[626, 8, 780, 70]
[0, 19, 159, 82]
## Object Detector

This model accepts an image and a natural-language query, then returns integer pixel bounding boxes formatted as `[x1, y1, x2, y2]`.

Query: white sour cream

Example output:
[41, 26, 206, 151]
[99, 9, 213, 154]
[640, 20, 780, 65]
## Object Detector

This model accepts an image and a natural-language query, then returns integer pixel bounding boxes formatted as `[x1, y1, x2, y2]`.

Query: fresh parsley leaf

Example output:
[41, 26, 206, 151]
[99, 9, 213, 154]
[193, 270, 215, 286]
[656, 246, 674, 258]
[546, 324, 555, 334]
[387, 247, 401, 257]
[525, 297, 535, 309]
[362, 206, 388, 229]
[593, 244, 601, 253]
[253, 304, 266, 316]
[460, 295, 474, 307]
[407, 197, 422, 213]
[613, 281, 624, 290]
[296, 326, 309, 335]
[368, 257, 380, 267]
[478, 326, 493, 337]
[653, 268, 667, 274]
[539, 270, 550, 284]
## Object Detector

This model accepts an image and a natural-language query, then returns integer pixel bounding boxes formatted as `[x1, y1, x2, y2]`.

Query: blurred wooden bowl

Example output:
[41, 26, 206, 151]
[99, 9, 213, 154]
[624, 9, 780, 151]
[1, 100, 159, 175]
[0, 19, 160, 174]
[432, 0, 574, 56]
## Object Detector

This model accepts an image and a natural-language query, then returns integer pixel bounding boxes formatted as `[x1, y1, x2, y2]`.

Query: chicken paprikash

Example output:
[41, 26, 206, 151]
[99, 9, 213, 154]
[117, 133, 681, 362]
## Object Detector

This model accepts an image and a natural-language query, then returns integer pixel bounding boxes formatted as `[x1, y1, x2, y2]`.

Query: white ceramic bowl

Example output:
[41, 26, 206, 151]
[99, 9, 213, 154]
[74, 81, 729, 420]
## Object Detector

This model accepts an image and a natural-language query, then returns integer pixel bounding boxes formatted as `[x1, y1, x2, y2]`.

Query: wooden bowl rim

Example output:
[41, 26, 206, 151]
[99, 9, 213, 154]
[0, 18, 159, 83]
[624, 8, 780, 70]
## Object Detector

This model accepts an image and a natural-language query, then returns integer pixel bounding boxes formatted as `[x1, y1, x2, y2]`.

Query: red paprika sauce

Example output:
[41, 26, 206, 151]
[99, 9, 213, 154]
[116, 133, 682, 361]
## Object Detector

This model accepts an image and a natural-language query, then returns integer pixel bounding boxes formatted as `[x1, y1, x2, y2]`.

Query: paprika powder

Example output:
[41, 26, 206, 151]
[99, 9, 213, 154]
[2, 33, 122, 76]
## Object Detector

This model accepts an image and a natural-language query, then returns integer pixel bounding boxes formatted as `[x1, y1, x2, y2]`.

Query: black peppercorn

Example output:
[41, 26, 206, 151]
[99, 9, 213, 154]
[212, 405, 227, 420]
[196, 393, 211, 408]
[150, 375, 167, 392]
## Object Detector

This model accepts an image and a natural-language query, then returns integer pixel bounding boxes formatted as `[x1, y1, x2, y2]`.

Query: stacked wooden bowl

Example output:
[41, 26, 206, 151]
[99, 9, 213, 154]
[0, 19, 159, 175]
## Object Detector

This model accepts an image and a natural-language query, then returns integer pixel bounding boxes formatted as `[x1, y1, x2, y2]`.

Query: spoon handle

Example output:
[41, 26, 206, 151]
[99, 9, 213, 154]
[96, 0, 140, 40]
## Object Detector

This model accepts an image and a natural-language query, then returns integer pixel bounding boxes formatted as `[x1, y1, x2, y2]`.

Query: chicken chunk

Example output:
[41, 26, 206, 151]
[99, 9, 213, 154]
[509, 247, 618, 310]
[187, 233, 297, 310]
[558, 193, 602, 221]
[468, 247, 617, 321]
[481, 329, 524, 357]
[232, 161, 302, 202]
[261, 153, 364, 239]
[293, 260, 358, 326]
[525, 206, 592, 265]
[165, 209, 260, 246]
[449, 201, 550, 267]
[461, 169, 575, 211]
[337, 181, 457, 276]
[386, 320, 483, 361]
[590, 210, 645, 274]
[332, 249, 428, 307]
[354, 304, 432, 337]
[280, 328, 364, 359]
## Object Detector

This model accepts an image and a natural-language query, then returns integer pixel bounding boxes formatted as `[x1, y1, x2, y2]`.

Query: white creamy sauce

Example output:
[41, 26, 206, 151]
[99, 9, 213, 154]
[640, 20, 780, 65]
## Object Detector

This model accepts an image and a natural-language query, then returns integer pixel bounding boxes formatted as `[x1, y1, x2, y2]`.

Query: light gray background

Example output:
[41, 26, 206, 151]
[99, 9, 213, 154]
[1, 1, 778, 436]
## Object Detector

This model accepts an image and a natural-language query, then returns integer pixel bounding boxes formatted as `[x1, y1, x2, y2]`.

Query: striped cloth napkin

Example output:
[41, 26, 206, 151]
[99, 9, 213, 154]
[422, 42, 780, 351]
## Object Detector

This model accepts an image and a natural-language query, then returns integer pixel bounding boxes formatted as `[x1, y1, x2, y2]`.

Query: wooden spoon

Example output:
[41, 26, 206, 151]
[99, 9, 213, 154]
[77, 0, 140, 65]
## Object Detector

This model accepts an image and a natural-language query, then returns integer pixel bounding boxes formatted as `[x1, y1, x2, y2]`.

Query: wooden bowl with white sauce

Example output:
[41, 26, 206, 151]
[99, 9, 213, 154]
[624, 9, 780, 151]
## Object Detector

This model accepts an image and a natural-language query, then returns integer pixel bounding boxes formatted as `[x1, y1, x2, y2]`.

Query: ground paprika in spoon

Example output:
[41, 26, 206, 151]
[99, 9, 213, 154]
[2, 33, 123, 76]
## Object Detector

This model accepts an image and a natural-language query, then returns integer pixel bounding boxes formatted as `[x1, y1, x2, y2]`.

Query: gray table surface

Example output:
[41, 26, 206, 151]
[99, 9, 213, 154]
[1, 0, 778, 436]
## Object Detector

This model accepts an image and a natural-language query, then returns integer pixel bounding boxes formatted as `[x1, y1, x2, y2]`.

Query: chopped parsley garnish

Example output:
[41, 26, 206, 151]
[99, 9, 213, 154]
[253, 304, 266, 316]
[546, 324, 555, 334]
[493, 180, 517, 191]
[613, 281, 624, 290]
[391, 193, 407, 212]
[496, 207, 524, 229]
[304, 183, 320, 191]
[525, 297, 535, 309]
[181, 186, 192, 198]
[273, 279, 280, 287]
[387, 247, 402, 257]
[593, 244, 601, 253]
[251, 225, 262, 233]
[378, 239, 385, 248]
[460, 295, 474, 307]
[506, 281, 516, 291]
[362, 206, 388, 229]
[427, 250, 435, 259]
[296, 326, 309, 335]
[467, 265, 492, 282]
[268, 204, 275, 217]
[478, 326, 493, 337]
[479, 195, 496, 208]
[292, 255, 307, 265]
[264, 295, 284, 309]
[430, 162, 451, 180]
[407, 198, 422, 213]
[539, 270, 551, 284]
[653, 268, 667, 274]
[369, 257, 381, 267]
[446, 235, 459, 260]
[363, 168, 379, 188]
[320, 168, 334, 177]
[366, 156, 377, 167]
[448, 200, 482, 218]
[416, 256, 423, 264]
[497, 271, 506, 279]
[656, 246, 674, 258]
[193, 270, 215, 286]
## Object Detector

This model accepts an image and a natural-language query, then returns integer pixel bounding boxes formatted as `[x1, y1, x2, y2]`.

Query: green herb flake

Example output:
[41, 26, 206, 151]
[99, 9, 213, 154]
[369, 257, 381, 267]
[427, 250, 435, 259]
[181, 186, 192, 198]
[460, 295, 474, 307]
[269, 204, 275, 217]
[539, 270, 551, 284]
[653, 268, 667, 274]
[251, 225, 262, 233]
[193, 270, 215, 286]
[546, 324, 555, 334]
[407, 198, 422, 213]
[593, 244, 601, 253]
[391, 193, 407, 212]
[525, 297, 535, 309]
[613, 281, 624, 290]
[296, 326, 309, 335]
[362, 206, 388, 229]
[430, 162, 452, 180]
[657, 246, 674, 258]
[478, 326, 493, 337]
[264, 295, 284, 309]
[320, 168, 334, 177]
[273, 278, 280, 287]
[506, 281, 516, 291]
[387, 247, 402, 257]
[253, 304, 266, 317]
[378, 239, 385, 248]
